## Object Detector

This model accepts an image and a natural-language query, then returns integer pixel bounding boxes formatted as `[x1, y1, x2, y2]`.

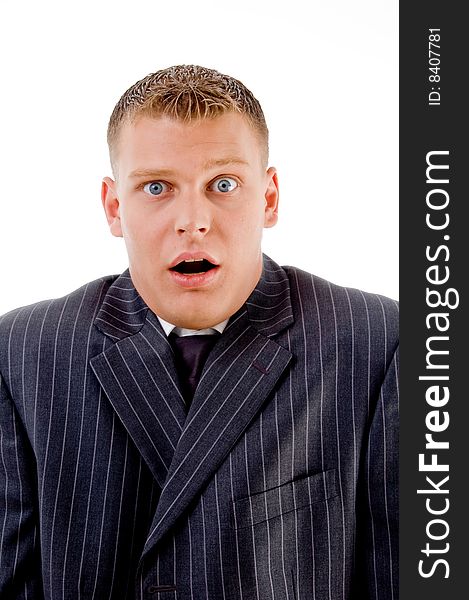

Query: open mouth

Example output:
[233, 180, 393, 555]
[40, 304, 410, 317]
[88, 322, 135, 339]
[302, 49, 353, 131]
[170, 258, 217, 275]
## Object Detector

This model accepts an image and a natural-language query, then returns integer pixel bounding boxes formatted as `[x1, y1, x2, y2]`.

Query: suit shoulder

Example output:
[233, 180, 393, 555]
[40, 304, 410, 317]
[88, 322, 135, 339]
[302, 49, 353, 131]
[283, 264, 399, 349]
[0, 274, 118, 360]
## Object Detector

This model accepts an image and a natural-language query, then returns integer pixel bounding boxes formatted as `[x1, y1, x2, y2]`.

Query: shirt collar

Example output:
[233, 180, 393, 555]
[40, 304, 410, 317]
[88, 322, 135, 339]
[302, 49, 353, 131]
[157, 315, 229, 337]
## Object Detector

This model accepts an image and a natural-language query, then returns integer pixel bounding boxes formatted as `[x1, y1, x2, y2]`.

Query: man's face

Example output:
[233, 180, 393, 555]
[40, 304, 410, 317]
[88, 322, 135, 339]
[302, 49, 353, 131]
[102, 112, 279, 329]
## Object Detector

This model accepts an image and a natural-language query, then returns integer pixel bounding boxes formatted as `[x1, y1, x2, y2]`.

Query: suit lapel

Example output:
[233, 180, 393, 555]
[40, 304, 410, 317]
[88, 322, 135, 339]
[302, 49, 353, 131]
[89, 271, 187, 489]
[141, 255, 294, 556]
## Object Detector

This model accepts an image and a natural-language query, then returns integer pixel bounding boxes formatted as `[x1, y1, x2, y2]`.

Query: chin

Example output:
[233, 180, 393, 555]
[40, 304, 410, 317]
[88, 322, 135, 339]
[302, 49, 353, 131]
[176, 313, 223, 330]
[165, 303, 207, 327]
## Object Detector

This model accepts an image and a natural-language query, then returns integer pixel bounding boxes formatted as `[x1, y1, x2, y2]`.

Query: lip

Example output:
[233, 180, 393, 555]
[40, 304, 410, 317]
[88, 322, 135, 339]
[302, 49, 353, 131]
[169, 251, 219, 269]
[169, 265, 220, 288]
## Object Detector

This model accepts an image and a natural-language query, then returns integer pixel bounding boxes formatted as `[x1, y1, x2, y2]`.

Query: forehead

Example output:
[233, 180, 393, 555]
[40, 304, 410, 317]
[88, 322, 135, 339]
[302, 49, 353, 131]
[115, 113, 264, 174]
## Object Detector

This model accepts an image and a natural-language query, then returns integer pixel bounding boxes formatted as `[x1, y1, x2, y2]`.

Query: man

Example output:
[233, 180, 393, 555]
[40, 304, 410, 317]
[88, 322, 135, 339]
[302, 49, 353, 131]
[0, 65, 398, 599]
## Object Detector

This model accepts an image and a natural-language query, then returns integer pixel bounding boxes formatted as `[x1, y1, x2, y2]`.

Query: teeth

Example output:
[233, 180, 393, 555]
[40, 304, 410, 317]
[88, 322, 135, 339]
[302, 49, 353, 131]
[183, 258, 204, 263]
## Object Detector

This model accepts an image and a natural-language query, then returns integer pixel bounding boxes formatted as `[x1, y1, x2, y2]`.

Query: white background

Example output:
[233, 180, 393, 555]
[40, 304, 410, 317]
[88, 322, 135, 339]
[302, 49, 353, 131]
[0, 0, 398, 315]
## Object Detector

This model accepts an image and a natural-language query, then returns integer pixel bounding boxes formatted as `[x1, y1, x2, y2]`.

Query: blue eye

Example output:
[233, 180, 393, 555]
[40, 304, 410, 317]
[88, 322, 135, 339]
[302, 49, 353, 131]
[210, 177, 238, 193]
[143, 181, 168, 196]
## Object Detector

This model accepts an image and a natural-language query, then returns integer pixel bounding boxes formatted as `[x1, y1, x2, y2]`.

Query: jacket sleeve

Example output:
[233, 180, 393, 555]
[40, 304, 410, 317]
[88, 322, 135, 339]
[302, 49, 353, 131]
[0, 372, 43, 598]
[353, 345, 399, 600]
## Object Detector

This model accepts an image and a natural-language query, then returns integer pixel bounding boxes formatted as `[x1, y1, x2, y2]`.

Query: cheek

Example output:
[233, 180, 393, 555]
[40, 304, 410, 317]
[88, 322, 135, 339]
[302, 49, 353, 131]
[237, 205, 267, 238]
[121, 206, 161, 242]
[122, 223, 161, 263]
[226, 215, 264, 259]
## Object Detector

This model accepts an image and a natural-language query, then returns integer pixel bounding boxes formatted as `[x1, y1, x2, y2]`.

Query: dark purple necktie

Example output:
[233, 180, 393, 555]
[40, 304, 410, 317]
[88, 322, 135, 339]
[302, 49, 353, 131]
[169, 333, 219, 404]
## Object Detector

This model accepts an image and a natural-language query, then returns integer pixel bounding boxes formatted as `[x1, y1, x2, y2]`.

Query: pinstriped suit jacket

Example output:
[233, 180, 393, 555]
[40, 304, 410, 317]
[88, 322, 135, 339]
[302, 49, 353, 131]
[0, 254, 399, 600]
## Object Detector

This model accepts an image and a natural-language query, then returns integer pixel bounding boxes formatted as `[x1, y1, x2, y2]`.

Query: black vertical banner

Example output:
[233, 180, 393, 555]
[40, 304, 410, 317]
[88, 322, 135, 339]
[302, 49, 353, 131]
[400, 2, 466, 598]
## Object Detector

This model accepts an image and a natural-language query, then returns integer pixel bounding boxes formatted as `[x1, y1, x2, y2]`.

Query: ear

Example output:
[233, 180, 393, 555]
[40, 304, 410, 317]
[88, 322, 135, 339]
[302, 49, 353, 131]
[101, 177, 123, 237]
[263, 167, 279, 228]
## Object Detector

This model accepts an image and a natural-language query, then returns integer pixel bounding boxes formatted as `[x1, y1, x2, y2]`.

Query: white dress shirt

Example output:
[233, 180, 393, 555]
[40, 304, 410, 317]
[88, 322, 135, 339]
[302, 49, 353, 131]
[157, 315, 229, 337]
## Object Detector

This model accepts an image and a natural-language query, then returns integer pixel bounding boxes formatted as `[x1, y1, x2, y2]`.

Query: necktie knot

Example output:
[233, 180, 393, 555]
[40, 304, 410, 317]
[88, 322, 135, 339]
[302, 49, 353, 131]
[169, 333, 219, 404]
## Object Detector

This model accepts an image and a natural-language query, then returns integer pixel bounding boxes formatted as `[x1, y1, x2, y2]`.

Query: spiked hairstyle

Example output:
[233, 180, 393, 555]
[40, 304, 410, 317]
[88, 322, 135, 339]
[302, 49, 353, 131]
[107, 65, 269, 174]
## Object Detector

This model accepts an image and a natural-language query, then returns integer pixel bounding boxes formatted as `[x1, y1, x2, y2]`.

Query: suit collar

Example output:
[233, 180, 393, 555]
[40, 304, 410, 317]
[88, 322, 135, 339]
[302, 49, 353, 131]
[94, 254, 294, 342]
[90, 310, 187, 490]
[94, 269, 149, 340]
[244, 253, 294, 337]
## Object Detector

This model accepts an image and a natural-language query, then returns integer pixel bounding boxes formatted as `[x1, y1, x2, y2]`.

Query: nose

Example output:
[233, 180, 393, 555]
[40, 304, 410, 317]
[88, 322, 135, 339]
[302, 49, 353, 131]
[174, 190, 211, 237]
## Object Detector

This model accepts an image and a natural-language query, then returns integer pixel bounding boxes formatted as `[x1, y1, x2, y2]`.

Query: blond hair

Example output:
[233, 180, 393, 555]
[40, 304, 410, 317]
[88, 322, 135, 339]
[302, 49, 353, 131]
[107, 65, 269, 173]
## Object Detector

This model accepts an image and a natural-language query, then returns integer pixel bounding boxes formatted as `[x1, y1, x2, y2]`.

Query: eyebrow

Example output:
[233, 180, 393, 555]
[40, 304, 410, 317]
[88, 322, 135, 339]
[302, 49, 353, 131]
[203, 157, 249, 170]
[129, 157, 249, 179]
